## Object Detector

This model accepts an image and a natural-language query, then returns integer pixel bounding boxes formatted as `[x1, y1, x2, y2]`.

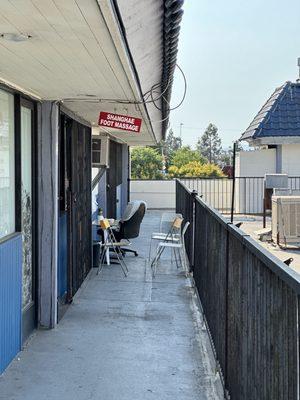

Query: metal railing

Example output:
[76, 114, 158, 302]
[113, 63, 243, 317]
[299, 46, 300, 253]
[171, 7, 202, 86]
[176, 179, 300, 400]
[131, 176, 300, 214]
[182, 176, 300, 214]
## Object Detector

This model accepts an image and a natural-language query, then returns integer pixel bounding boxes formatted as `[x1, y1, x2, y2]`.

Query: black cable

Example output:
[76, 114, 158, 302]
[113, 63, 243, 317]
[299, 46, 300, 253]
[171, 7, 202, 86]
[147, 63, 187, 113]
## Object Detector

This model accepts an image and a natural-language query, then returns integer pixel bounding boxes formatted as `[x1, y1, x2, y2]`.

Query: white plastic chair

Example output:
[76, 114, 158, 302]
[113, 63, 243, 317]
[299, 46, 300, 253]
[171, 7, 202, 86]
[148, 212, 183, 261]
[151, 220, 190, 277]
[159, 212, 183, 233]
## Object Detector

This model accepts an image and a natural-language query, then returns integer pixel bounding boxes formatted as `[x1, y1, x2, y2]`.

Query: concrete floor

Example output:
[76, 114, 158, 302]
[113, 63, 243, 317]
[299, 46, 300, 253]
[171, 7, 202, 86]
[0, 211, 223, 400]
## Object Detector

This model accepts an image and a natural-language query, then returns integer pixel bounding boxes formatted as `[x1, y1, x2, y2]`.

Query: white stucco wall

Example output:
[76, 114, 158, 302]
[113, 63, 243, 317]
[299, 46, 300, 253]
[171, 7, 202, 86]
[236, 149, 276, 177]
[130, 179, 233, 211]
[130, 180, 175, 209]
[235, 149, 276, 213]
[281, 144, 300, 176]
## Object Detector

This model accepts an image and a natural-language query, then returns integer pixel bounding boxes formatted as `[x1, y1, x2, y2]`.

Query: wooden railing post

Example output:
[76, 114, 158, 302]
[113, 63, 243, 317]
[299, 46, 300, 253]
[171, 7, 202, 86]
[190, 189, 198, 272]
[224, 224, 231, 399]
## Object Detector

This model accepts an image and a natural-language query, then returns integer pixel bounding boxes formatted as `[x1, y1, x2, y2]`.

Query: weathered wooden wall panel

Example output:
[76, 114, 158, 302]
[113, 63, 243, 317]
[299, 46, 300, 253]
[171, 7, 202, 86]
[37, 101, 59, 329]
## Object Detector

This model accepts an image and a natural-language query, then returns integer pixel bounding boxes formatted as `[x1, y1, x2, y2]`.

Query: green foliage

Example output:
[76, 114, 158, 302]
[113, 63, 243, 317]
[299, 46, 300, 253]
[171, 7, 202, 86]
[130, 147, 163, 179]
[170, 146, 206, 169]
[168, 161, 224, 178]
[197, 123, 222, 164]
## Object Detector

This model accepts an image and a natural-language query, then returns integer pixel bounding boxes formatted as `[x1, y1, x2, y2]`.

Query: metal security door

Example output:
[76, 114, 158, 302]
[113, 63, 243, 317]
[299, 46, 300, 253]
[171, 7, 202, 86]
[68, 120, 92, 296]
[57, 114, 69, 311]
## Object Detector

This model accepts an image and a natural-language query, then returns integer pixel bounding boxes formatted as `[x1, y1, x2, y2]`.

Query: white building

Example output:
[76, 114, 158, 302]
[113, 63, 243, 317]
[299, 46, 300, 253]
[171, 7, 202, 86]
[238, 81, 300, 177]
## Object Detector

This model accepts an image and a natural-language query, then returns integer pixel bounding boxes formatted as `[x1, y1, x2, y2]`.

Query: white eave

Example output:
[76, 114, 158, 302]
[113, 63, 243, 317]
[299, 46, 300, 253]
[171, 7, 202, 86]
[114, 0, 165, 143]
[246, 136, 300, 146]
[0, 0, 166, 146]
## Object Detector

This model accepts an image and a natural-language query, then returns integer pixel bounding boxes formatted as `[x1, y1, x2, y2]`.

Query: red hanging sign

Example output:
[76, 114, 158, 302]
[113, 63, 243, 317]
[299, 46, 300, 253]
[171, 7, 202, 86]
[98, 111, 142, 133]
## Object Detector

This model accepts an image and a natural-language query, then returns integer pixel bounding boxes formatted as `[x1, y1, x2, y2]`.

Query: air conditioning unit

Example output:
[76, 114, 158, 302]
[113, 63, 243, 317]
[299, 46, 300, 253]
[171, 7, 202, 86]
[92, 135, 109, 167]
[272, 196, 300, 248]
[265, 173, 288, 189]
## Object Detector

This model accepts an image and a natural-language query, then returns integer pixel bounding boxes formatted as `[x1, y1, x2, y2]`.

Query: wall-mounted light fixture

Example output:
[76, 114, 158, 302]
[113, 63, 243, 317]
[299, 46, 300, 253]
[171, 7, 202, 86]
[0, 33, 32, 42]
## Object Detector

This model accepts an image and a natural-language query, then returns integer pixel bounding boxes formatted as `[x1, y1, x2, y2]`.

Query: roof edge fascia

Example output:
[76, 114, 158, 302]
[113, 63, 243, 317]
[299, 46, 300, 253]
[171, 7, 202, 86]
[97, 0, 158, 144]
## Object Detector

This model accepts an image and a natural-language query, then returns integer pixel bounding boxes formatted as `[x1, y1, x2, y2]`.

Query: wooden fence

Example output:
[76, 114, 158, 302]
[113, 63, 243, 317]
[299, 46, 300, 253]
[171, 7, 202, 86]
[176, 179, 300, 400]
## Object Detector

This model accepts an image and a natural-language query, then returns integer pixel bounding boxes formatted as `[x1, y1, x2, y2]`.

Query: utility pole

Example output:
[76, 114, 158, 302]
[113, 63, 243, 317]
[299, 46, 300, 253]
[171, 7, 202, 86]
[230, 141, 237, 223]
[180, 122, 183, 139]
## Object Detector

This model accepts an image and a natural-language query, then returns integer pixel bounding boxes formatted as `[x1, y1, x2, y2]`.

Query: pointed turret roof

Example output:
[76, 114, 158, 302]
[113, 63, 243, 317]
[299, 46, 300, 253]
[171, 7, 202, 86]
[240, 81, 300, 143]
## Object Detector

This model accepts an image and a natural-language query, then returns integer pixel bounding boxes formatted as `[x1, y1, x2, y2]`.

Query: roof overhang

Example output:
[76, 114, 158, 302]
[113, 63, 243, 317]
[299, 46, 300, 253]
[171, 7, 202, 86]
[244, 136, 300, 146]
[0, 0, 182, 146]
[115, 0, 184, 141]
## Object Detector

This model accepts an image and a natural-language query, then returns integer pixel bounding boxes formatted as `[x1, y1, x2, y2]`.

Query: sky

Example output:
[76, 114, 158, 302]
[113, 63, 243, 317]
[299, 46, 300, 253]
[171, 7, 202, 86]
[169, 0, 300, 149]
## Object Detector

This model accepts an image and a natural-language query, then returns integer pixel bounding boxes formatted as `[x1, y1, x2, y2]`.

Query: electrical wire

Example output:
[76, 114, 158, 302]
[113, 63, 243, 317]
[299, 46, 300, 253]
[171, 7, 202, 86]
[146, 63, 187, 121]
[61, 64, 187, 127]
[163, 64, 187, 112]
[61, 64, 186, 110]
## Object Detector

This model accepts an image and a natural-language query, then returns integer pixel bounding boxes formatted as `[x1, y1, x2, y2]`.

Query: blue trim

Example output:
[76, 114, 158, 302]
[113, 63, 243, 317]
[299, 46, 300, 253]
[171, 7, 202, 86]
[0, 234, 22, 374]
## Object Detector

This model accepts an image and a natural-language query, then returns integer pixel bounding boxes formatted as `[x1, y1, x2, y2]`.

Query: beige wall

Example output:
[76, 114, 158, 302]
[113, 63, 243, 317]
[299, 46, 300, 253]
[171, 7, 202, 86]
[282, 144, 300, 176]
[236, 149, 276, 177]
[130, 179, 233, 211]
[130, 180, 176, 209]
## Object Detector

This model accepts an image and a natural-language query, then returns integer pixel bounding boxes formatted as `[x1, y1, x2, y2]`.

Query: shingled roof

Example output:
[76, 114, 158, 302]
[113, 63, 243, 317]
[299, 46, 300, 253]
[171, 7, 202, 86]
[240, 81, 300, 142]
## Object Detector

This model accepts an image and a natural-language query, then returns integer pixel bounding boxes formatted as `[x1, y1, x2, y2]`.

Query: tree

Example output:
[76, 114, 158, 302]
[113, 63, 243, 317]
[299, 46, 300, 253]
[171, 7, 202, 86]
[197, 123, 222, 164]
[219, 149, 232, 167]
[164, 129, 182, 155]
[130, 147, 163, 179]
[219, 142, 243, 167]
[156, 129, 182, 169]
[169, 146, 206, 169]
[168, 161, 224, 178]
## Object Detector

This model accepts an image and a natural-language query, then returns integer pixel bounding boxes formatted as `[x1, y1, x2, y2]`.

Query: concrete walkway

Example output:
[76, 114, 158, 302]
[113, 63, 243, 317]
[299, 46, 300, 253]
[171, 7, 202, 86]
[0, 211, 223, 400]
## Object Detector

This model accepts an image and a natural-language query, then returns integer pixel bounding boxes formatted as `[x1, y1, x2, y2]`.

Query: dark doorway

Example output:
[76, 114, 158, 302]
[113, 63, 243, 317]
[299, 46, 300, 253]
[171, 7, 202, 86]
[57, 114, 69, 312]
[106, 140, 122, 219]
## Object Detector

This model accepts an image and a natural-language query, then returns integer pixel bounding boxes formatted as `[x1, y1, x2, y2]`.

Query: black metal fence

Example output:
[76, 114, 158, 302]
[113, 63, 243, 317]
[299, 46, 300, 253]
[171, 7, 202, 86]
[181, 176, 300, 214]
[176, 179, 300, 400]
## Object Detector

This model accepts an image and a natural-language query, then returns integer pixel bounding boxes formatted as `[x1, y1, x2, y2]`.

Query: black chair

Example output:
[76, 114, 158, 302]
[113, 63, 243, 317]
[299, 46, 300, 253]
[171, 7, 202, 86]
[113, 201, 146, 257]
